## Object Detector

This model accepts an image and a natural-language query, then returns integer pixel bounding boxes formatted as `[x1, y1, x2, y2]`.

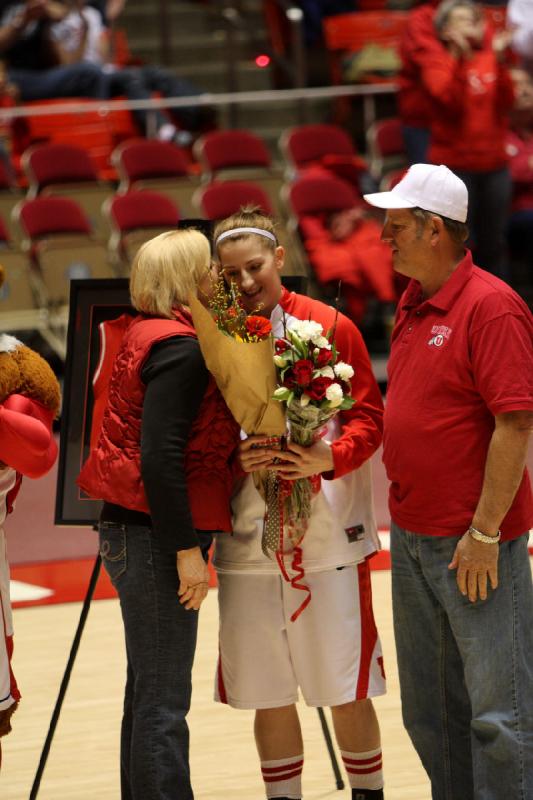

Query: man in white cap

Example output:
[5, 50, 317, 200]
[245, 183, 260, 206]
[364, 163, 533, 799]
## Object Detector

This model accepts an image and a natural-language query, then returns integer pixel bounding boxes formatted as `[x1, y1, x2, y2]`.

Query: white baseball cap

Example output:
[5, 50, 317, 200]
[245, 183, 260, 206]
[363, 163, 468, 223]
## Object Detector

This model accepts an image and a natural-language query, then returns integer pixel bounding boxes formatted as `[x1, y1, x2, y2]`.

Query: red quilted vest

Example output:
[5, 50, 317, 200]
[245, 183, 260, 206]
[77, 310, 240, 532]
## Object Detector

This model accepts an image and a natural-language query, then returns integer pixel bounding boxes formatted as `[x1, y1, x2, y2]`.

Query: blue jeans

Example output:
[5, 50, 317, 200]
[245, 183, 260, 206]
[390, 523, 533, 800]
[99, 522, 212, 800]
[7, 63, 106, 101]
[101, 66, 214, 133]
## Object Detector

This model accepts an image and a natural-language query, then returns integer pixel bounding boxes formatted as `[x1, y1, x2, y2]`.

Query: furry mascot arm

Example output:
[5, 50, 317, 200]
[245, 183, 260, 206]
[0, 394, 58, 478]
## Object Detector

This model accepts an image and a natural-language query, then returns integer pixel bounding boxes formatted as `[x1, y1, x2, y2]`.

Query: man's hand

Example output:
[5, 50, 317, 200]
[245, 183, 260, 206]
[448, 532, 499, 602]
[176, 546, 210, 611]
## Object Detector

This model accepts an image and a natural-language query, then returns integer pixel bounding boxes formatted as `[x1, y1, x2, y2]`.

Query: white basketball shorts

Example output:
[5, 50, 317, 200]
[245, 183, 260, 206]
[215, 561, 386, 709]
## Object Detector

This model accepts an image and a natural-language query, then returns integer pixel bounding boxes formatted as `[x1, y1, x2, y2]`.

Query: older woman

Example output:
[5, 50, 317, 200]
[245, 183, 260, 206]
[78, 229, 239, 800]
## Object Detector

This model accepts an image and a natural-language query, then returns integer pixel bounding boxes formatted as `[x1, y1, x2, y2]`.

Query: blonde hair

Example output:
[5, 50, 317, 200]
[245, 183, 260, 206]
[130, 229, 211, 318]
[213, 206, 278, 255]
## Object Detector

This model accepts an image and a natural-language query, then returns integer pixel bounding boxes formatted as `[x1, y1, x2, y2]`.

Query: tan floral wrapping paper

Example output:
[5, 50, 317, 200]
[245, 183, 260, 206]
[188, 292, 286, 437]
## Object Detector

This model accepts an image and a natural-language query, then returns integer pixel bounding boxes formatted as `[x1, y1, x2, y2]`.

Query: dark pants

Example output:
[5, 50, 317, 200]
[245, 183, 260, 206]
[455, 167, 512, 280]
[99, 522, 212, 800]
[402, 125, 430, 165]
[101, 66, 213, 134]
[8, 63, 106, 101]
[507, 208, 533, 270]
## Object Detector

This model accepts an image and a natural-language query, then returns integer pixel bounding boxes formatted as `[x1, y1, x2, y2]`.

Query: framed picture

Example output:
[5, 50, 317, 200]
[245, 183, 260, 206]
[54, 233, 307, 526]
[55, 278, 132, 525]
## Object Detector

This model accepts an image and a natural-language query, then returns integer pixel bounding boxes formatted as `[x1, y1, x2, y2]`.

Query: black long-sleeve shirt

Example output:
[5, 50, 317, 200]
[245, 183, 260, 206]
[101, 335, 209, 552]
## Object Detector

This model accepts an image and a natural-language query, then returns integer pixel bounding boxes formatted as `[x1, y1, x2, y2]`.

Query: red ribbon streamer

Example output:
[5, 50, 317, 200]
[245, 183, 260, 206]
[273, 472, 321, 622]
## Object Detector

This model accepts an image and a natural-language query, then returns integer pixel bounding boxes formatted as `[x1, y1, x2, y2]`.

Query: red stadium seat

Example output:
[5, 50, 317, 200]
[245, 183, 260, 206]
[279, 124, 368, 187]
[21, 142, 112, 235]
[323, 11, 408, 61]
[17, 195, 92, 239]
[104, 189, 180, 267]
[194, 180, 273, 219]
[10, 98, 139, 181]
[366, 117, 408, 180]
[22, 143, 100, 197]
[194, 129, 272, 178]
[322, 11, 407, 119]
[0, 212, 42, 316]
[194, 129, 284, 215]
[283, 173, 359, 221]
[14, 195, 114, 307]
[112, 138, 197, 216]
[113, 138, 191, 186]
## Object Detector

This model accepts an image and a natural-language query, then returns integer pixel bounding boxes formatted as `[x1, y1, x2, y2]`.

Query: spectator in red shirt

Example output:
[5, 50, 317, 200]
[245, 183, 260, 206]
[364, 163, 533, 800]
[506, 67, 533, 276]
[300, 203, 397, 327]
[397, 0, 439, 164]
[421, 0, 515, 279]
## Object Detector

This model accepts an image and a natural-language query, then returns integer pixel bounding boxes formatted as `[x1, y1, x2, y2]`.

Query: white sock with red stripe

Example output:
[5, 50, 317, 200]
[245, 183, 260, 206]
[260, 754, 303, 799]
[341, 747, 383, 791]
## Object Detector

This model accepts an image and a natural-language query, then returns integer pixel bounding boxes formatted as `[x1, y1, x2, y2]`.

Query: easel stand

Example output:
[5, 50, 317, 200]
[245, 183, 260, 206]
[29, 554, 102, 800]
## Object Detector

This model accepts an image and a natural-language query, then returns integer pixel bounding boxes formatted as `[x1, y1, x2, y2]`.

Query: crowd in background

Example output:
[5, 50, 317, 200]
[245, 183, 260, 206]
[0, 0, 531, 342]
[398, 0, 533, 285]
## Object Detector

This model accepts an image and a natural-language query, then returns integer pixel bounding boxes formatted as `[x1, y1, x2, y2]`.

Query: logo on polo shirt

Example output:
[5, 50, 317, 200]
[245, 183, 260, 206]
[428, 325, 452, 348]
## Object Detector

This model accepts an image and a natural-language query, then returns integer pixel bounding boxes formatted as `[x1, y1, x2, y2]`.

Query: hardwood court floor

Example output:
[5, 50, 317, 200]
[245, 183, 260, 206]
[1, 568, 435, 800]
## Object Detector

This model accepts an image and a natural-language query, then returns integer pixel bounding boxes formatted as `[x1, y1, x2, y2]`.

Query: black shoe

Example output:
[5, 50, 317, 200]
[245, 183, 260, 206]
[352, 790, 384, 800]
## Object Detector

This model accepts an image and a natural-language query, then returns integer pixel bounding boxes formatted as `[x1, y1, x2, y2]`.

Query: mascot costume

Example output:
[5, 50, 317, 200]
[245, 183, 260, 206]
[0, 265, 60, 767]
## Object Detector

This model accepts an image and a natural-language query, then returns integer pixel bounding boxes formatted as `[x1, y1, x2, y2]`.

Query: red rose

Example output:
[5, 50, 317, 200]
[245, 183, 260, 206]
[245, 316, 272, 339]
[291, 359, 314, 387]
[314, 347, 332, 368]
[283, 369, 296, 388]
[275, 338, 290, 354]
[306, 376, 334, 401]
[226, 306, 238, 319]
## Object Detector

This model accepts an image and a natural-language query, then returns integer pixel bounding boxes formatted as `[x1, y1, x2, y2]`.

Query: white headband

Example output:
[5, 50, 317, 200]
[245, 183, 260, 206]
[215, 227, 277, 246]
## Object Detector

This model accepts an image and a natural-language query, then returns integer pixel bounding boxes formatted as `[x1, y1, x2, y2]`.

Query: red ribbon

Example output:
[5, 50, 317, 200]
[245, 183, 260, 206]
[275, 546, 312, 622]
[273, 472, 321, 622]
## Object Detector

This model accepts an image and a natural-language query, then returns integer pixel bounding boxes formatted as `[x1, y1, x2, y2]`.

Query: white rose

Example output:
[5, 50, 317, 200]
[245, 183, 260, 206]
[291, 320, 323, 342]
[312, 335, 331, 348]
[325, 382, 344, 407]
[334, 361, 354, 381]
[300, 393, 311, 407]
[317, 366, 335, 379]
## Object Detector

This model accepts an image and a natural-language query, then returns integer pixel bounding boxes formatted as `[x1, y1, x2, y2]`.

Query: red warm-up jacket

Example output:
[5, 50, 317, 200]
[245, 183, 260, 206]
[398, 0, 440, 128]
[423, 46, 515, 172]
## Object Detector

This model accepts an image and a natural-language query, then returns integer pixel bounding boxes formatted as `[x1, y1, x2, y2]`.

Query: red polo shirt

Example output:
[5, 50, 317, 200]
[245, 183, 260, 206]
[383, 251, 533, 539]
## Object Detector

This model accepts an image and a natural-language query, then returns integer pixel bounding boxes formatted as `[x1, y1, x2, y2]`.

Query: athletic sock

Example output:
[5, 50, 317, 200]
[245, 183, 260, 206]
[341, 747, 384, 794]
[260, 754, 303, 799]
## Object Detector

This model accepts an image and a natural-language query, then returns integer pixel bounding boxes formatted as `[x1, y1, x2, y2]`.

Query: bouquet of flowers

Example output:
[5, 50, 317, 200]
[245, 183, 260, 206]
[210, 279, 273, 343]
[262, 317, 355, 559]
[188, 281, 286, 438]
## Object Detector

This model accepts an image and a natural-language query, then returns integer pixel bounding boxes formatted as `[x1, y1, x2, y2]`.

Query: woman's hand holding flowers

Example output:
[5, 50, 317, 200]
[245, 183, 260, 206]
[238, 435, 282, 473]
[267, 439, 334, 480]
